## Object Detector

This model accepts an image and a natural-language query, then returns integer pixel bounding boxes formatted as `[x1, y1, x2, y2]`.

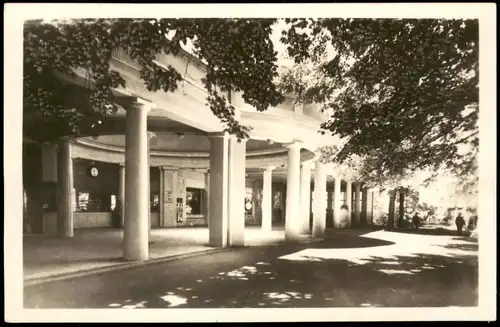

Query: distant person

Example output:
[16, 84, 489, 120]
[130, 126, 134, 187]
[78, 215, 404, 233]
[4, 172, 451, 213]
[412, 213, 420, 230]
[467, 215, 475, 230]
[455, 212, 466, 235]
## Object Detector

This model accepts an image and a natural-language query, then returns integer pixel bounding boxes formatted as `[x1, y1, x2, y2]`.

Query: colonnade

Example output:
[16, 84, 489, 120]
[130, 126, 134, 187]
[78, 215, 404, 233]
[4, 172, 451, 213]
[54, 101, 375, 261]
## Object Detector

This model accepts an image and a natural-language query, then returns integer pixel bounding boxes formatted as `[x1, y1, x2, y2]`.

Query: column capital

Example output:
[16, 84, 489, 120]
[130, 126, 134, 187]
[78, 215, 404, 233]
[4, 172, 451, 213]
[283, 141, 303, 149]
[119, 163, 125, 168]
[262, 166, 276, 172]
[301, 160, 314, 168]
[130, 97, 156, 112]
[314, 160, 326, 170]
[228, 135, 248, 143]
[207, 131, 229, 139]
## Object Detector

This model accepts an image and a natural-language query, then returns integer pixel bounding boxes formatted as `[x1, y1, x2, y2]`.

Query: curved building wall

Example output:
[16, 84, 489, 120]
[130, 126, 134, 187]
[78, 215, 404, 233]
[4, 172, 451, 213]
[33, 46, 341, 235]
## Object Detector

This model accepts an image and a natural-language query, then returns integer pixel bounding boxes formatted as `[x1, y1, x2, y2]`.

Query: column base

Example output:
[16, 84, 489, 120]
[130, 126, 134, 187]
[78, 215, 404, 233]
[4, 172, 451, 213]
[123, 256, 148, 262]
[261, 225, 273, 232]
[284, 238, 302, 244]
[123, 249, 149, 262]
[209, 237, 227, 248]
[284, 232, 302, 243]
[312, 230, 325, 239]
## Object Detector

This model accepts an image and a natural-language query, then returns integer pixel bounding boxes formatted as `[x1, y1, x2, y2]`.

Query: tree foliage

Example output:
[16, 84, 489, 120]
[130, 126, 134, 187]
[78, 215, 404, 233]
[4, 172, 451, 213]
[279, 18, 479, 185]
[24, 18, 480, 193]
[23, 18, 284, 143]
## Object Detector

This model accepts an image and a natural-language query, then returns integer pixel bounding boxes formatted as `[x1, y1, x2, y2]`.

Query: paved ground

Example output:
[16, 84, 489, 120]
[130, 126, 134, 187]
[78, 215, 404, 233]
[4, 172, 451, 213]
[23, 226, 312, 282]
[24, 228, 478, 308]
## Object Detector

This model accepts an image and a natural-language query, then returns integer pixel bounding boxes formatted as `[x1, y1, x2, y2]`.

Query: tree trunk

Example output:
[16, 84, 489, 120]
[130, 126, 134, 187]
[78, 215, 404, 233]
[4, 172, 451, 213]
[387, 191, 396, 230]
[398, 192, 405, 228]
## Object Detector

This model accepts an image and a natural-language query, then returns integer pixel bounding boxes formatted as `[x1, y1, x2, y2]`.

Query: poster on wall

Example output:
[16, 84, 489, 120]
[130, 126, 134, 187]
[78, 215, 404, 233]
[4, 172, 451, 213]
[166, 191, 173, 203]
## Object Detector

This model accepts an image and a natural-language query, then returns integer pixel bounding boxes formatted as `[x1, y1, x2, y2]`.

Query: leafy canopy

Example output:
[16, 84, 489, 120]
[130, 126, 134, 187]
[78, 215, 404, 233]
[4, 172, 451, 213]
[24, 18, 479, 190]
[23, 18, 284, 143]
[279, 18, 479, 185]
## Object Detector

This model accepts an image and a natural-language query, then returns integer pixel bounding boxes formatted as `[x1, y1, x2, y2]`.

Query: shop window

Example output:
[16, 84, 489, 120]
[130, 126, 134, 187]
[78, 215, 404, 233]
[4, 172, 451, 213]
[186, 188, 203, 215]
[75, 191, 109, 212]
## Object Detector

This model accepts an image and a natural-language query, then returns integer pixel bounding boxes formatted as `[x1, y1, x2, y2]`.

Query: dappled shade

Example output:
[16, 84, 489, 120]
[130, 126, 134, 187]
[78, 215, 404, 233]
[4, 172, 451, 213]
[99, 230, 477, 309]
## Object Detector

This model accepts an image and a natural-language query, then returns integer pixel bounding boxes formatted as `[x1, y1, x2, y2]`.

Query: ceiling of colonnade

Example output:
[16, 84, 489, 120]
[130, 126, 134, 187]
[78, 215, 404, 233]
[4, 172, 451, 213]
[81, 131, 285, 154]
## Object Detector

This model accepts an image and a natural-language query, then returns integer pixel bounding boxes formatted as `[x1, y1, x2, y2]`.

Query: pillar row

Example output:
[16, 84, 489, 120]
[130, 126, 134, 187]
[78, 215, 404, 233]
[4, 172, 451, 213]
[284, 142, 302, 242]
[56, 139, 74, 238]
[366, 189, 374, 225]
[312, 161, 327, 238]
[333, 177, 342, 228]
[118, 164, 125, 227]
[299, 161, 312, 234]
[354, 182, 362, 226]
[362, 187, 368, 225]
[123, 102, 151, 261]
[227, 137, 246, 247]
[345, 180, 353, 227]
[261, 166, 275, 231]
[208, 133, 230, 248]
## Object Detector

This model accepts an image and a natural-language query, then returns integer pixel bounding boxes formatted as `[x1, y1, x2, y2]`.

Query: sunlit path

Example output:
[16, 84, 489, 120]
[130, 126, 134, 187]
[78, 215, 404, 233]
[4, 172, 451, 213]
[280, 229, 478, 268]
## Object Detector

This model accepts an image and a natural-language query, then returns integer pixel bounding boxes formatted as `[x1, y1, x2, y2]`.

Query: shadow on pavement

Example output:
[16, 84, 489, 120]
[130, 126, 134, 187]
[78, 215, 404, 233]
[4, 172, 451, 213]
[99, 233, 477, 309]
[440, 243, 478, 252]
[311, 235, 395, 249]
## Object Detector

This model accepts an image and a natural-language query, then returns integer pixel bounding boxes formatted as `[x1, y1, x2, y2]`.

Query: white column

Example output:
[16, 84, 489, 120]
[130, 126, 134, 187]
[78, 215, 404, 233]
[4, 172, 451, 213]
[123, 101, 150, 261]
[261, 166, 275, 231]
[354, 182, 362, 226]
[159, 167, 164, 227]
[118, 164, 126, 227]
[147, 132, 155, 237]
[208, 132, 229, 247]
[300, 161, 312, 234]
[333, 177, 342, 228]
[227, 137, 246, 247]
[345, 180, 352, 227]
[312, 161, 327, 238]
[327, 189, 333, 227]
[204, 171, 210, 226]
[366, 189, 374, 225]
[362, 187, 369, 225]
[284, 142, 302, 242]
[56, 139, 74, 237]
